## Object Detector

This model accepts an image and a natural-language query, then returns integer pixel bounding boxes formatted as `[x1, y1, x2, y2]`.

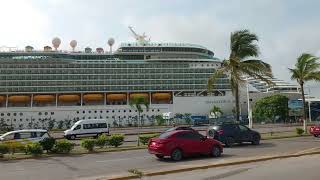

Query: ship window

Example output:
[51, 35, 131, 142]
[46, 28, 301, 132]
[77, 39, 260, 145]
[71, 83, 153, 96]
[7, 113, 10, 116]
[157, 109, 160, 112]
[13, 113, 17, 116]
[77, 111, 79, 114]
[100, 110, 103, 113]
[1, 113, 3, 116]
[112, 110, 115, 113]
[38, 112, 42, 115]
[45, 112, 48, 115]
[106, 110, 109, 113]
[94, 110, 97, 113]
[88, 111, 91, 113]
[20, 113, 23, 116]
[83, 111, 85, 114]
[20, 119, 22, 122]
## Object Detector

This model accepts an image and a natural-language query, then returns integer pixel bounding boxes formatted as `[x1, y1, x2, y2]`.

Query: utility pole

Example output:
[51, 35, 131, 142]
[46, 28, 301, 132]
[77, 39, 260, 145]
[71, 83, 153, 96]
[246, 78, 252, 128]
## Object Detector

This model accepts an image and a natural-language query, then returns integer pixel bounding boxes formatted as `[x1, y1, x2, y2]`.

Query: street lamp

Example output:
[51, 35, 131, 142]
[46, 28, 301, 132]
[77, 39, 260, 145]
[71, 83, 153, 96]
[246, 78, 253, 128]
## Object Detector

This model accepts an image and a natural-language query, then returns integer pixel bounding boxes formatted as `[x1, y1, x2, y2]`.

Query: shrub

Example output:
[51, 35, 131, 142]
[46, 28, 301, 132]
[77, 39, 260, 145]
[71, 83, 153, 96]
[95, 134, 108, 148]
[108, 134, 124, 147]
[40, 137, 56, 153]
[81, 139, 96, 152]
[53, 139, 74, 154]
[0, 143, 9, 156]
[155, 115, 165, 126]
[4, 141, 25, 154]
[25, 142, 43, 156]
[296, 128, 304, 136]
[138, 134, 159, 145]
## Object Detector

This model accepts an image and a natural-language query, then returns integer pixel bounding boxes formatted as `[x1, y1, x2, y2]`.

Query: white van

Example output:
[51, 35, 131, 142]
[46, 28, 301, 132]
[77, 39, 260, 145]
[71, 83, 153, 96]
[64, 119, 109, 140]
[0, 129, 50, 143]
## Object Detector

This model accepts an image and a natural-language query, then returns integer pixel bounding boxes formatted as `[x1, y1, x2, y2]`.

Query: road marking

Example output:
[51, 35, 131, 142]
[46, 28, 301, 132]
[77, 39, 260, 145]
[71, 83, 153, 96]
[293, 147, 320, 155]
[96, 155, 151, 163]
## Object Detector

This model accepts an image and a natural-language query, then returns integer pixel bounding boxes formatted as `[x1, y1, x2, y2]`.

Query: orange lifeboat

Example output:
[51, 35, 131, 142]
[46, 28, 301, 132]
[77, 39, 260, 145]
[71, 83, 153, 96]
[152, 93, 171, 101]
[83, 94, 104, 102]
[129, 93, 149, 100]
[58, 94, 80, 102]
[107, 93, 127, 101]
[33, 95, 55, 103]
[0, 96, 5, 103]
[8, 95, 31, 103]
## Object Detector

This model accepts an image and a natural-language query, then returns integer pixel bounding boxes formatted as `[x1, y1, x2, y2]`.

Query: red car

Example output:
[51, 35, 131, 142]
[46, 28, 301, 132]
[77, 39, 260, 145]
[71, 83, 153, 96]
[310, 124, 320, 137]
[148, 130, 223, 161]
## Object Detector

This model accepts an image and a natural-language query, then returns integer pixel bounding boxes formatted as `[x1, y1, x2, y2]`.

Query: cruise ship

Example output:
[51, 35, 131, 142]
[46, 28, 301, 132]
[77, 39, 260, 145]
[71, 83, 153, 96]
[0, 28, 234, 129]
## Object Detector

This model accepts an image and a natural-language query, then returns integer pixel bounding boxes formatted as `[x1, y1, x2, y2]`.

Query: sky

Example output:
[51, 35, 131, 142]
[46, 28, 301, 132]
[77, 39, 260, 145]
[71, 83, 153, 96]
[0, 0, 319, 96]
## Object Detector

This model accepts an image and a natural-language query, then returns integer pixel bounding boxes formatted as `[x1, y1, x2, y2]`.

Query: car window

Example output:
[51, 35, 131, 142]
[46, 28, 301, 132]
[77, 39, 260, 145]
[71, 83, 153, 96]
[98, 123, 108, 128]
[14, 133, 21, 139]
[166, 127, 176, 132]
[222, 125, 237, 131]
[159, 132, 173, 139]
[20, 132, 32, 139]
[176, 132, 202, 140]
[238, 125, 249, 132]
[74, 125, 81, 130]
[31, 132, 38, 138]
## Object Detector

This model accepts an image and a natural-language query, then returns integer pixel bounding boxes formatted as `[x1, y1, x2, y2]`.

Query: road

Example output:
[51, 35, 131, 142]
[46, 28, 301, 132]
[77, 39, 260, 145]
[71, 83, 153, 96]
[0, 136, 320, 180]
[148, 154, 320, 180]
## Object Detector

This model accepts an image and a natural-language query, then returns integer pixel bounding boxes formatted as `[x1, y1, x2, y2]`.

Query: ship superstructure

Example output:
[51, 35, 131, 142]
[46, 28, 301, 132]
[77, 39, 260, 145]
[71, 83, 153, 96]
[0, 29, 234, 129]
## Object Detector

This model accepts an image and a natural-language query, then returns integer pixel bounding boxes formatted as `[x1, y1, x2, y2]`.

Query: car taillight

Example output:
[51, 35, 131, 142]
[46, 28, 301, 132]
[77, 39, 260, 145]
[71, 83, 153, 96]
[218, 130, 224, 135]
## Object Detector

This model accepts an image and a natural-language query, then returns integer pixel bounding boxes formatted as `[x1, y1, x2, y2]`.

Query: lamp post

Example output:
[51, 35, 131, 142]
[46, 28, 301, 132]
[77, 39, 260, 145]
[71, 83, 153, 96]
[246, 78, 253, 128]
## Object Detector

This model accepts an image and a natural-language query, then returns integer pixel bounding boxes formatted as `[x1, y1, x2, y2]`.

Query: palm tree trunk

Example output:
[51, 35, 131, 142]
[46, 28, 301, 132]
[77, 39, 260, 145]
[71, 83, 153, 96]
[137, 111, 140, 146]
[300, 83, 307, 133]
[235, 84, 240, 122]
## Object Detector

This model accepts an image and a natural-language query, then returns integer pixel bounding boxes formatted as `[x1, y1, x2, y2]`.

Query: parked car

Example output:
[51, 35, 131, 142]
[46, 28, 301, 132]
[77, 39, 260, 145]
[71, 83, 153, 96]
[310, 123, 320, 137]
[207, 122, 261, 147]
[0, 129, 50, 143]
[64, 119, 109, 140]
[148, 130, 223, 161]
[165, 126, 197, 133]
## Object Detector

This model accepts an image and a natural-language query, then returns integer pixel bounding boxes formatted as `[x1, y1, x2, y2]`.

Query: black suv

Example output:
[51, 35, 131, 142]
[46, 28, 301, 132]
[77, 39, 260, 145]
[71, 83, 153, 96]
[207, 122, 260, 147]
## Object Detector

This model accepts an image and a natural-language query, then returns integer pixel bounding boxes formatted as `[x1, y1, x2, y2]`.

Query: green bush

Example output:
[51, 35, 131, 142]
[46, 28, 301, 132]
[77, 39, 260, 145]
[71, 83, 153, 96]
[296, 128, 304, 136]
[25, 142, 43, 156]
[81, 139, 96, 152]
[53, 139, 74, 154]
[40, 137, 56, 153]
[108, 134, 124, 147]
[138, 134, 159, 145]
[4, 141, 25, 154]
[0, 143, 9, 156]
[96, 134, 108, 148]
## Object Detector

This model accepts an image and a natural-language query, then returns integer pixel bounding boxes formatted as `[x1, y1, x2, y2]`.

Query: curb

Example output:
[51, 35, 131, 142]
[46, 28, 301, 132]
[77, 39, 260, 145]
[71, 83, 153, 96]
[106, 151, 320, 180]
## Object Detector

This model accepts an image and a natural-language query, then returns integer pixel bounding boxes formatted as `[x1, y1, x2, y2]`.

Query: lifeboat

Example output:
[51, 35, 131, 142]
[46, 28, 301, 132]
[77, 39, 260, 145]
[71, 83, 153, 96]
[58, 94, 80, 102]
[0, 96, 5, 103]
[152, 93, 171, 101]
[107, 93, 127, 101]
[83, 94, 104, 102]
[129, 93, 149, 100]
[8, 95, 31, 103]
[33, 95, 55, 103]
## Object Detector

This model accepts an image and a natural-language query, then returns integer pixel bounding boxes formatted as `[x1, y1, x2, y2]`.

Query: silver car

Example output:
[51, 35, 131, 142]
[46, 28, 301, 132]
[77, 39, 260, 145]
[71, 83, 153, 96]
[0, 129, 50, 143]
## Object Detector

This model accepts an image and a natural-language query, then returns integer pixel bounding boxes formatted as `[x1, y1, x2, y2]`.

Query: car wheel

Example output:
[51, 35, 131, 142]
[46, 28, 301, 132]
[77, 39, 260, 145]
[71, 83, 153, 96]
[211, 146, 221, 157]
[225, 137, 235, 147]
[314, 134, 319, 137]
[155, 154, 164, 159]
[69, 135, 76, 140]
[171, 148, 183, 161]
[251, 135, 260, 145]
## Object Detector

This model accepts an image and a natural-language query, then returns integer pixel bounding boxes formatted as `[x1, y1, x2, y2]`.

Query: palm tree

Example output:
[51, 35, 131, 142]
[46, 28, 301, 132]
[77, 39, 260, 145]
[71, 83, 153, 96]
[208, 30, 273, 122]
[289, 53, 320, 132]
[210, 105, 223, 118]
[129, 95, 149, 146]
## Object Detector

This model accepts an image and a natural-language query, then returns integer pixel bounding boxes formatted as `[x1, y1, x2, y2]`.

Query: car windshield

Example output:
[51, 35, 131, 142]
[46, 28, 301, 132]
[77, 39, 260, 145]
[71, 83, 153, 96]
[159, 131, 173, 139]
[165, 127, 176, 132]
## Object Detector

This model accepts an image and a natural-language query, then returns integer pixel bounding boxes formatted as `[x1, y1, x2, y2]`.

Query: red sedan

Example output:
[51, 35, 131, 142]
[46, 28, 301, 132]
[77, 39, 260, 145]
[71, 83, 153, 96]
[148, 130, 223, 161]
[310, 124, 320, 137]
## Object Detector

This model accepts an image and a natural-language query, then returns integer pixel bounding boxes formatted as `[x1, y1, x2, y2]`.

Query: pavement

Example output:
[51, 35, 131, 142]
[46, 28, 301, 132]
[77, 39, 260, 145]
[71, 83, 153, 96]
[1, 136, 320, 180]
[145, 154, 320, 180]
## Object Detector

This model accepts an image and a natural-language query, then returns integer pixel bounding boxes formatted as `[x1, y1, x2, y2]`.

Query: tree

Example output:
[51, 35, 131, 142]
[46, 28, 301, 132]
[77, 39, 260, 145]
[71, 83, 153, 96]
[210, 105, 223, 118]
[253, 94, 289, 123]
[129, 96, 149, 146]
[208, 29, 273, 121]
[289, 53, 320, 132]
[184, 113, 192, 125]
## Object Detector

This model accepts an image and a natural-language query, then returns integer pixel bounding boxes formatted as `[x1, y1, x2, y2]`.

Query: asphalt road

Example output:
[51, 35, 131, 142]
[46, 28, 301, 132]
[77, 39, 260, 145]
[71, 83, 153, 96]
[1, 136, 320, 180]
[148, 154, 320, 180]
